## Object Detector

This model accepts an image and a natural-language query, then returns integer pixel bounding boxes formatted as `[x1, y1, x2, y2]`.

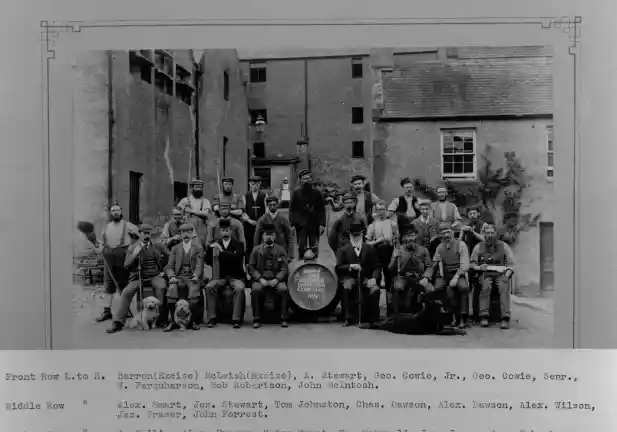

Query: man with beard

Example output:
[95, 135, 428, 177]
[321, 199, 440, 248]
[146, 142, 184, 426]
[460, 205, 488, 252]
[241, 175, 267, 262]
[366, 200, 399, 296]
[161, 207, 185, 250]
[335, 222, 382, 328]
[411, 200, 441, 255]
[254, 195, 294, 257]
[163, 223, 205, 332]
[430, 223, 471, 329]
[213, 177, 245, 220]
[248, 223, 291, 328]
[430, 186, 462, 229]
[107, 224, 171, 333]
[328, 193, 364, 254]
[207, 203, 246, 248]
[388, 222, 433, 314]
[178, 179, 211, 248]
[289, 169, 326, 259]
[93, 203, 138, 323]
[204, 218, 247, 329]
[470, 223, 515, 329]
[387, 177, 420, 227]
[349, 175, 380, 227]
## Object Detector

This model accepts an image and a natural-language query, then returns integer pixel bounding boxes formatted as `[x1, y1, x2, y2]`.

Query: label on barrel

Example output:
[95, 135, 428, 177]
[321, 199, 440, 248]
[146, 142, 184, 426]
[289, 264, 337, 311]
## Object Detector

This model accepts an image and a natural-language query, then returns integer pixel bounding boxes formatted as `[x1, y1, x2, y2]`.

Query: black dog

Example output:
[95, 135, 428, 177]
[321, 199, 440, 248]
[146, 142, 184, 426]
[376, 290, 466, 336]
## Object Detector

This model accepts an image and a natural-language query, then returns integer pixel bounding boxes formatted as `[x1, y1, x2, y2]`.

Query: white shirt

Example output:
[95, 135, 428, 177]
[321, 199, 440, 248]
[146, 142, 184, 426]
[182, 241, 191, 254]
[222, 238, 231, 249]
[350, 240, 362, 257]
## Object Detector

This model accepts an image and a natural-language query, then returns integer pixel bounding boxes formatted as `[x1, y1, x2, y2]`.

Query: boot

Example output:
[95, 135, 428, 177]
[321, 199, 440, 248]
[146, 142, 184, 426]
[480, 318, 489, 327]
[96, 307, 112, 322]
[500, 320, 510, 329]
[106, 321, 123, 334]
[458, 315, 468, 329]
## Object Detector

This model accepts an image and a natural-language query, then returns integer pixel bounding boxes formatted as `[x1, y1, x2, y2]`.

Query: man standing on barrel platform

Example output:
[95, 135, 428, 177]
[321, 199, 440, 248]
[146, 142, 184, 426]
[289, 169, 326, 259]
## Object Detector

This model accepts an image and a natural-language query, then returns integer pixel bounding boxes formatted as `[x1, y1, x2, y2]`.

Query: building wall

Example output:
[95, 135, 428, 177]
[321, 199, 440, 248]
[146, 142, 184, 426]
[373, 118, 555, 293]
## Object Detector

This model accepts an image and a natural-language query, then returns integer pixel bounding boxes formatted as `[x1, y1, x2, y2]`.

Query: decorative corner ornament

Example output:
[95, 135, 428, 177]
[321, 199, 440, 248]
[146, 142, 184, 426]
[540, 16, 582, 55]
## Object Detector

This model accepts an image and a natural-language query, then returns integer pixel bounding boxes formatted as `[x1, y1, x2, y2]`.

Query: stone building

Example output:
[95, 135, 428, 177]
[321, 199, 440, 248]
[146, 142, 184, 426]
[72, 49, 249, 256]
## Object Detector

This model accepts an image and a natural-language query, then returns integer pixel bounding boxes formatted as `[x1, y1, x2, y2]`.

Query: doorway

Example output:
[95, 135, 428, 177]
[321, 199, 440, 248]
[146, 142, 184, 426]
[539, 222, 554, 291]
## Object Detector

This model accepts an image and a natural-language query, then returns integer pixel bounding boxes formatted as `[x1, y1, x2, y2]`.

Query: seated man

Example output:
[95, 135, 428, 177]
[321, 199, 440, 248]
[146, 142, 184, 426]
[431, 223, 471, 329]
[163, 223, 205, 332]
[204, 218, 246, 329]
[247, 223, 290, 328]
[335, 222, 382, 329]
[107, 224, 170, 334]
[207, 202, 246, 248]
[470, 223, 515, 329]
[388, 222, 433, 314]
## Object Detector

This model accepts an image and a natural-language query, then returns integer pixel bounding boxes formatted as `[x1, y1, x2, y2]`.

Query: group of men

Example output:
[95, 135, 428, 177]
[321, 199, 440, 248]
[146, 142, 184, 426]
[92, 169, 515, 334]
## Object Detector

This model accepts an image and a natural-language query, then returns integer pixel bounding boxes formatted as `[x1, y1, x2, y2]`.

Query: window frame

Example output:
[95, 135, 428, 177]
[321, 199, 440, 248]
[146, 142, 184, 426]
[351, 106, 364, 124]
[440, 128, 477, 180]
[253, 142, 266, 158]
[249, 62, 267, 83]
[351, 57, 363, 79]
[352, 140, 365, 159]
[546, 125, 554, 180]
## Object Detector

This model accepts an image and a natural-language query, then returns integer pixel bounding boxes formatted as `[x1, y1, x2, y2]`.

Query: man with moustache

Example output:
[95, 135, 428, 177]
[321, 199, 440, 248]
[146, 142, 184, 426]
[207, 203, 246, 248]
[241, 175, 267, 262]
[163, 223, 205, 332]
[430, 186, 462, 229]
[470, 223, 515, 329]
[366, 200, 399, 295]
[388, 222, 433, 314]
[93, 203, 138, 323]
[289, 169, 326, 259]
[254, 195, 294, 257]
[328, 193, 364, 254]
[106, 224, 171, 333]
[430, 223, 471, 329]
[161, 207, 185, 250]
[204, 218, 247, 329]
[178, 179, 211, 248]
[460, 205, 489, 252]
[213, 177, 245, 220]
[387, 177, 421, 227]
[411, 200, 441, 255]
[349, 174, 380, 227]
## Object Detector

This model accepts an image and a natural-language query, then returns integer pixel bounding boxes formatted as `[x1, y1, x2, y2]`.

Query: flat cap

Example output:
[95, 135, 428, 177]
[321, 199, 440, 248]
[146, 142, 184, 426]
[248, 175, 262, 182]
[467, 204, 481, 212]
[342, 193, 357, 202]
[221, 177, 234, 183]
[265, 195, 279, 203]
[439, 222, 452, 232]
[179, 223, 195, 231]
[139, 224, 153, 232]
[217, 202, 230, 209]
[400, 221, 417, 236]
[351, 174, 366, 183]
[298, 169, 311, 179]
[190, 178, 204, 186]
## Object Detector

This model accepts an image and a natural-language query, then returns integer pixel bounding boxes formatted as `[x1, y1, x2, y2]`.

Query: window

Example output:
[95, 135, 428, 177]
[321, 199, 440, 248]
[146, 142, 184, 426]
[351, 58, 363, 78]
[128, 50, 153, 84]
[175, 64, 193, 105]
[352, 107, 364, 124]
[173, 181, 188, 205]
[249, 62, 267, 83]
[253, 168, 272, 190]
[546, 125, 554, 178]
[352, 141, 365, 158]
[250, 109, 268, 124]
[222, 137, 228, 175]
[129, 171, 143, 224]
[441, 129, 476, 179]
[154, 50, 174, 96]
[253, 142, 265, 158]
[223, 71, 229, 100]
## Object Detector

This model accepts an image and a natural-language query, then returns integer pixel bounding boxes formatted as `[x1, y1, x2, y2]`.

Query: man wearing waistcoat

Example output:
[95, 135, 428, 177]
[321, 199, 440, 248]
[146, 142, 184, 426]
[328, 193, 365, 254]
[161, 207, 185, 250]
[241, 175, 267, 262]
[164, 223, 205, 332]
[411, 200, 441, 255]
[106, 224, 171, 333]
[207, 203, 246, 248]
[289, 169, 326, 259]
[254, 195, 294, 257]
[204, 218, 247, 329]
[430, 187, 462, 229]
[93, 204, 139, 323]
[350, 174, 380, 227]
[335, 222, 382, 329]
[430, 223, 471, 329]
[213, 177, 245, 220]
[366, 200, 399, 294]
[177, 179, 211, 249]
[248, 223, 291, 328]
[470, 223, 515, 329]
[387, 177, 420, 227]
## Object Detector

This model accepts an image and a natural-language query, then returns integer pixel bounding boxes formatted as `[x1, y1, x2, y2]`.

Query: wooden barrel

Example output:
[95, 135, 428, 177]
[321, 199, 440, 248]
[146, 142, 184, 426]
[288, 261, 339, 314]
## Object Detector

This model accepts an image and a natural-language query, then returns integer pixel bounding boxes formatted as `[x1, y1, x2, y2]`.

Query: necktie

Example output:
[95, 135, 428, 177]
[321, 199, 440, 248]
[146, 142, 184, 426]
[354, 246, 361, 257]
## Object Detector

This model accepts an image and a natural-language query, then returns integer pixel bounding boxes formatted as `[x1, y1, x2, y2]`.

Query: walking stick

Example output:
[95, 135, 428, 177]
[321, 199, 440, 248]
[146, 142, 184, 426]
[357, 266, 363, 325]
[137, 245, 144, 325]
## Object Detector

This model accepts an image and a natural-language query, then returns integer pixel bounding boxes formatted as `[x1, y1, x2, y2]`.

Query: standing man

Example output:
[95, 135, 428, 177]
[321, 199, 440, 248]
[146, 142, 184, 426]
[460, 205, 488, 252]
[161, 207, 185, 250]
[289, 169, 326, 259]
[254, 195, 294, 257]
[335, 222, 382, 328]
[430, 186, 462, 229]
[430, 223, 471, 329]
[106, 224, 171, 333]
[350, 175, 380, 227]
[411, 200, 441, 253]
[204, 218, 247, 329]
[328, 193, 363, 254]
[213, 177, 245, 220]
[207, 203, 245, 248]
[387, 177, 420, 227]
[470, 223, 515, 329]
[365, 200, 399, 293]
[93, 203, 138, 323]
[177, 179, 211, 248]
[241, 175, 267, 262]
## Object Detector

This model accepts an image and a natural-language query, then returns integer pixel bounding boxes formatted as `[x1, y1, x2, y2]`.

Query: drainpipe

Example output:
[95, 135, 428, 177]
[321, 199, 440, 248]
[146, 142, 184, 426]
[107, 50, 114, 207]
[304, 59, 310, 171]
[194, 60, 201, 179]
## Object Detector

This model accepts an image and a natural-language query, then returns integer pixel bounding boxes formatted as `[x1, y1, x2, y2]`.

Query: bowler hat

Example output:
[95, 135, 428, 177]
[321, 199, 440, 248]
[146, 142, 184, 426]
[218, 218, 231, 228]
[262, 223, 276, 233]
[349, 222, 365, 235]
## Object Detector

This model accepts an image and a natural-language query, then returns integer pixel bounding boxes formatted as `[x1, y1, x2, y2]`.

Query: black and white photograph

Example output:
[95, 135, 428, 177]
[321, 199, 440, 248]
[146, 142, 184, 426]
[70, 45, 555, 349]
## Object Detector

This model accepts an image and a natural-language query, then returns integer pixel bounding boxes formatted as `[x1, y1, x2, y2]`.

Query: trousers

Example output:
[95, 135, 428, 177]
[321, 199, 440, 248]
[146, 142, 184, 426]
[205, 277, 246, 322]
[479, 274, 511, 320]
[112, 276, 167, 325]
[434, 274, 470, 316]
[341, 277, 381, 323]
[251, 281, 289, 322]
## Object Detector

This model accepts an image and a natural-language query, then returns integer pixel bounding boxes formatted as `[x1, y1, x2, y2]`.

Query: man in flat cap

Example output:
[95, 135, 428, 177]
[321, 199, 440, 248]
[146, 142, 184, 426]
[213, 176, 245, 220]
[241, 175, 267, 262]
[428, 222, 471, 329]
[160, 206, 185, 250]
[289, 169, 326, 259]
[430, 186, 462, 229]
[204, 218, 247, 328]
[387, 177, 420, 227]
[254, 195, 294, 257]
[163, 223, 205, 331]
[248, 222, 291, 328]
[350, 174, 380, 227]
[328, 193, 364, 254]
[107, 224, 171, 333]
[207, 202, 245, 248]
[177, 179, 211, 248]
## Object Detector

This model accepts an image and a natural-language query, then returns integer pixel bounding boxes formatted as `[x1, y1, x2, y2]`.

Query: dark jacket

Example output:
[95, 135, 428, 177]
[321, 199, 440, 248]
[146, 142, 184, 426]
[335, 242, 381, 281]
[204, 237, 245, 280]
[244, 191, 267, 222]
[248, 243, 289, 282]
[328, 212, 362, 253]
[388, 244, 433, 278]
[254, 212, 294, 256]
[164, 239, 205, 280]
[411, 216, 441, 249]
[289, 186, 326, 233]
[124, 242, 170, 277]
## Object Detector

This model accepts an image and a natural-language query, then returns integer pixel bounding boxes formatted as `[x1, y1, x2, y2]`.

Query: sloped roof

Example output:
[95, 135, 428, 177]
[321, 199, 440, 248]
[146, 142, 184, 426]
[381, 56, 553, 119]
